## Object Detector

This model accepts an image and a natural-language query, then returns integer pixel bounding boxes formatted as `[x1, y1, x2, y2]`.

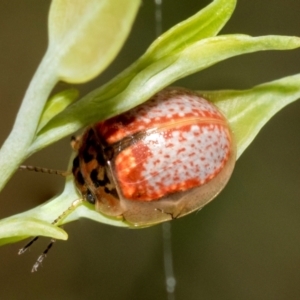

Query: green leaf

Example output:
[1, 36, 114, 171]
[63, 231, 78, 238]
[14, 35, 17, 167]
[84, 0, 236, 102]
[145, 0, 236, 60]
[30, 34, 300, 154]
[200, 73, 300, 158]
[0, 218, 67, 246]
[48, 0, 140, 83]
[38, 88, 79, 131]
[0, 172, 129, 241]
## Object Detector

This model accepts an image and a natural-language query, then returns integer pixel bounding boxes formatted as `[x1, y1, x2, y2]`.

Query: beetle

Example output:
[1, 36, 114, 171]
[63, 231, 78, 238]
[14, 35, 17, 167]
[72, 87, 236, 227]
[19, 87, 236, 271]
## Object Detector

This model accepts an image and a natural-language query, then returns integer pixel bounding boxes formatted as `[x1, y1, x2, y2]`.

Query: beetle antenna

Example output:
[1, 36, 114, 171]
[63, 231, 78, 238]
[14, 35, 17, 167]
[18, 166, 71, 255]
[18, 236, 39, 255]
[19, 165, 70, 177]
[18, 199, 83, 272]
[31, 239, 56, 272]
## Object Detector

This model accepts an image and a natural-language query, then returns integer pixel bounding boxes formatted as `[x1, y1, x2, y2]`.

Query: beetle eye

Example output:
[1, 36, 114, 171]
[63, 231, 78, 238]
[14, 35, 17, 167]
[86, 189, 96, 204]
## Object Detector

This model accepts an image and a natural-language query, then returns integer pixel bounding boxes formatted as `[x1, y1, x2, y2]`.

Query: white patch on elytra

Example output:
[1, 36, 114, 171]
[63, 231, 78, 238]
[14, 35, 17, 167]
[140, 123, 230, 191]
[125, 89, 222, 129]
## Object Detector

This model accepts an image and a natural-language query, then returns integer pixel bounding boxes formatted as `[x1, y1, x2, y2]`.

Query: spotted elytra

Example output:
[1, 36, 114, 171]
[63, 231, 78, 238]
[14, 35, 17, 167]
[72, 87, 236, 226]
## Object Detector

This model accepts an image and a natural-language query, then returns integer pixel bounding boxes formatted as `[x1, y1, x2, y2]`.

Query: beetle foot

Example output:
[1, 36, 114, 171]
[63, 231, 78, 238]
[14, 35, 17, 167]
[155, 208, 177, 220]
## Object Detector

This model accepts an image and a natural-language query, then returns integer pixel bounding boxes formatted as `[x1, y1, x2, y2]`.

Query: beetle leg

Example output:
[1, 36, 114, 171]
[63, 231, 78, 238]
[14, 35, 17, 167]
[155, 208, 176, 220]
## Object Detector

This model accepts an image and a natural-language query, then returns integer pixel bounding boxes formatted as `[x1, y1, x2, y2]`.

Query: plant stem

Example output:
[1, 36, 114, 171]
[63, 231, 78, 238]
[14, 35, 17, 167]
[0, 54, 58, 191]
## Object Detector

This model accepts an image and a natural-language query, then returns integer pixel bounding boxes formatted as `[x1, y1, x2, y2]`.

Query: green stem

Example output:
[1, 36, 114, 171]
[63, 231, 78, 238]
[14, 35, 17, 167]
[0, 53, 58, 191]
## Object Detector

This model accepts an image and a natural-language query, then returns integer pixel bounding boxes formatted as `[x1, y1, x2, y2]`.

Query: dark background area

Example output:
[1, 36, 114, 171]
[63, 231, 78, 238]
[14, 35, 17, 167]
[1, 0, 300, 299]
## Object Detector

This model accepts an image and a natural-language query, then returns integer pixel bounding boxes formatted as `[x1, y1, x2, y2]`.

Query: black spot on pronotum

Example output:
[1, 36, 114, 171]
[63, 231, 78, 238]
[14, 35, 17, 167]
[90, 168, 109, 187]
[76, 170, 85, 186]
[82, 147, 94, 163]
[104, 146, 114, 161]
[96, 152, 106, 166]
[110, 189, 119, 199]
[86, 129, 94, 141]
[72, 156, 80, 172]
[103, 186, 119, 199]
[90, 169, 100, 187]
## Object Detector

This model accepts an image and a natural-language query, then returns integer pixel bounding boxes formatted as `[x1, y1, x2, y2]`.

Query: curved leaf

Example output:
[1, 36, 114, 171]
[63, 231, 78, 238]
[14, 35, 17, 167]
[30, 34, 300, 154]
[38, 88, 79, 131]
[0, 172, 129, 241]
[145, 0, 236, 60]
[0, 218, 67, 246]
[48, 0, 140, 83]
[88, 0, 236, 102]
[200, 74, 300, 158]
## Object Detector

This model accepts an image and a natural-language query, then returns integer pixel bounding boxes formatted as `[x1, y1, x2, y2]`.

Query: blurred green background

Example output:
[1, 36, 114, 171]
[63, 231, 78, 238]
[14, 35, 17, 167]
[1, 0, 300, 299]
